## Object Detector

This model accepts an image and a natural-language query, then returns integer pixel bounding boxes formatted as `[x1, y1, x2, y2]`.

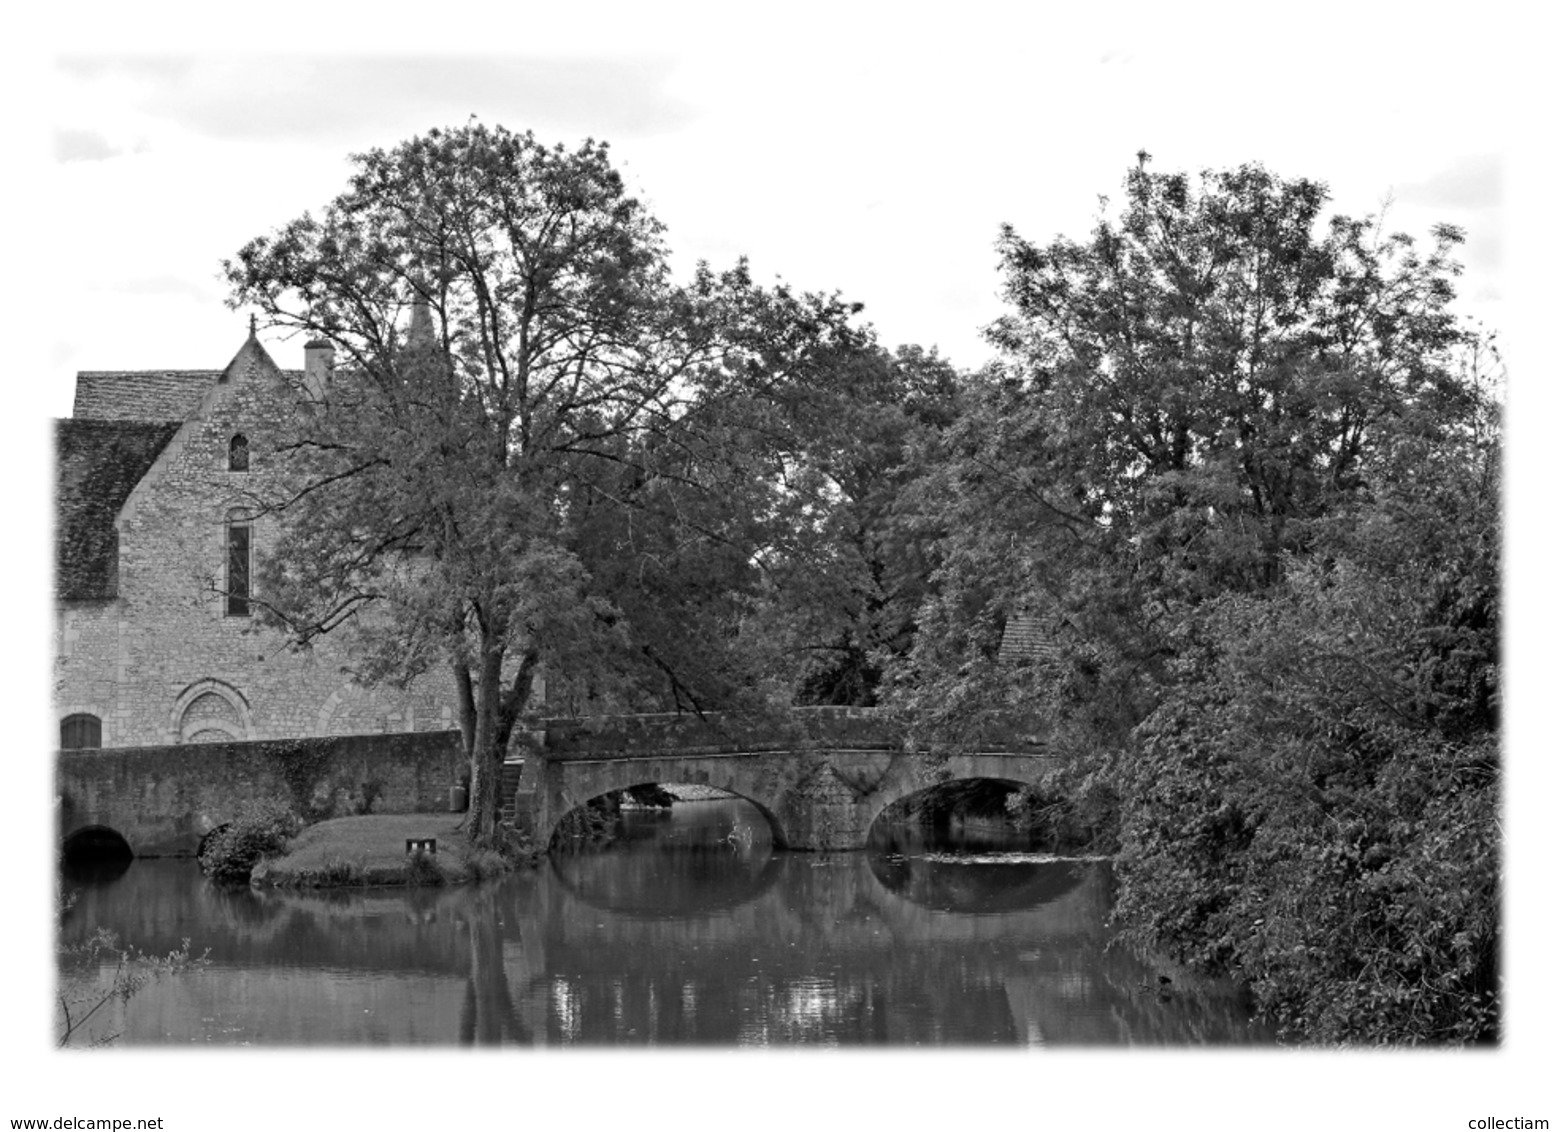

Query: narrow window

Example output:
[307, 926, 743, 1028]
[226, 514, 251, 617]
[61, 713, 102, 750]
[229, 434, 249, 472]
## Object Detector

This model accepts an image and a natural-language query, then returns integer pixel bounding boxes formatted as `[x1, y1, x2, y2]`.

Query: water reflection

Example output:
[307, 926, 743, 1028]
[59, 798, 1275, 1046]
[551, 802, 785, 917]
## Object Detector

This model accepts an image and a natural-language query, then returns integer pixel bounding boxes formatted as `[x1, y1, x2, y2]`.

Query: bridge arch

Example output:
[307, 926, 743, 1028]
[865, 775, 1031, 839]
[542, 776, 792, 852]
[61, 823, 133, 862]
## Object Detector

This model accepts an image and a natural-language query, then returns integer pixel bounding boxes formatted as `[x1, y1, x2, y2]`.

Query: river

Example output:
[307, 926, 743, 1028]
[57, 797, 1274, 1046]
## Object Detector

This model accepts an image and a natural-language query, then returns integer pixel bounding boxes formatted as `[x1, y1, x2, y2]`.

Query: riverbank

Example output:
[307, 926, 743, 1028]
[252, 813, 525, 888]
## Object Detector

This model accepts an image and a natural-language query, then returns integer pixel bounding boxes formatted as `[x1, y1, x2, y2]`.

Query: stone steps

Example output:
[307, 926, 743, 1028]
[499, 761, 525, 823]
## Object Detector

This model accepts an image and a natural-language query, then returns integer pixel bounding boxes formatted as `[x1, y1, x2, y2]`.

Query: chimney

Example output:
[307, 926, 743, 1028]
[408, 298, 434, 345]
[303, 338, 335, 400]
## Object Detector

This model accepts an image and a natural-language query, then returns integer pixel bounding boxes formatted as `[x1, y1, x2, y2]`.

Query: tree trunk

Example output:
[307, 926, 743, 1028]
[454, 662, 476, 764]
[466, 645, 505, 844]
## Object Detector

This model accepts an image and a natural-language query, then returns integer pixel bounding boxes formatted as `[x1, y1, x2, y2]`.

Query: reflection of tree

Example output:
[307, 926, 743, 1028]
[457, 886, 529, 1045]
[62, 845, 1274, 1045]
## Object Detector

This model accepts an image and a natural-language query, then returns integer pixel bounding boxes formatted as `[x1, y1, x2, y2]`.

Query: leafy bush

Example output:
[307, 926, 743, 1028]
[458, 847, 509, 881]
[198, 800, 302, 884]
[1005, 763, 1121, 854]
[1110, 561, 1500, 1045]
[405, 848, 444, 886]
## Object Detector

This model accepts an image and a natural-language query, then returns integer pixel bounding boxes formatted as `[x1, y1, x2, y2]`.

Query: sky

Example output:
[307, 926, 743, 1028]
[8, 4, 1556, 1129]
[35, 16, 1514, 415]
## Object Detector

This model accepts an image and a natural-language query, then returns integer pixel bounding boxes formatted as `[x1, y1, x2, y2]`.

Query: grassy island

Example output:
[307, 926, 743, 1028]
[250, 813, 521, 888]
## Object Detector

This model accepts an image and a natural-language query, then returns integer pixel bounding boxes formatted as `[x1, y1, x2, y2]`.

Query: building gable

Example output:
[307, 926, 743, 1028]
[114, 334, 294, 528]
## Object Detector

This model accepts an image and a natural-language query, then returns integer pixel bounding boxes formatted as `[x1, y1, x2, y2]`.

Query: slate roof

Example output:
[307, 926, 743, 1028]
[55, 418, 181, 600]
[997, 614, 1062, 665]
[72, 370, 221, 422]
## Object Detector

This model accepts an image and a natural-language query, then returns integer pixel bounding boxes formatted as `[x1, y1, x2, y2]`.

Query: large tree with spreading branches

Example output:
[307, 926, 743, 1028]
[224, 123, 870, 842]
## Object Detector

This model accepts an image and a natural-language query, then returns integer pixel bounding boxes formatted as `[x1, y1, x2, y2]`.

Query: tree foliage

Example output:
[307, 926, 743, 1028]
[883, 156, 1500, 1043]
[225, 123, 873, 841]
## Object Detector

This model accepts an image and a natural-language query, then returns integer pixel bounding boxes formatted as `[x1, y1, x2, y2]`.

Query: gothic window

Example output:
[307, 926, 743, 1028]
[229, 433, 249, 472]
[171, 679, 252, 744]
[181, 692, 243, 742]
[60, 713, 102, 750]
[226, 511, 251, 617]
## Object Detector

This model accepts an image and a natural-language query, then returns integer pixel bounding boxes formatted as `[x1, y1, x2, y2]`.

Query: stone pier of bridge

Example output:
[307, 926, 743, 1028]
[511, 707, 1054, 851]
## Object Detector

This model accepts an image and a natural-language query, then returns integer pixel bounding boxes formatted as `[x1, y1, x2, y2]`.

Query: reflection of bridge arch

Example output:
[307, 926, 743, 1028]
[505, 851, 1112, 987]
[866, 850, 1088, 915]
[548, 837, 787, 919]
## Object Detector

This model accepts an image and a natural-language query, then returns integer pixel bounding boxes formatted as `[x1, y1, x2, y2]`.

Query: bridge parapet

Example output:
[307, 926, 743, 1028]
[533, 705, 909, 761]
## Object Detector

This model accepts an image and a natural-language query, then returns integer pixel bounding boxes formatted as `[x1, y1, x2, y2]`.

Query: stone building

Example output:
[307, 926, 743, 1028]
[54, 328, 456, 749]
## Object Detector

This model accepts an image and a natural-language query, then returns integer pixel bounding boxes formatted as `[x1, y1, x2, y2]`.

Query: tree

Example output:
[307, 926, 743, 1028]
[881, 157, 1500, 1041]
[224, 123, 866, 842]
[726, 341, 963, 707]
[893, 157, 1481, 740]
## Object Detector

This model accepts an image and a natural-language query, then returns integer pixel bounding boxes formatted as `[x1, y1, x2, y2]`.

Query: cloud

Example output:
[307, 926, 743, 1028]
[56, 57, 194, 83]
[54, 128, 128, 163]
[1399, 153, 1502, 210]
[57, 56, 698, 145]
[88, 275, 220, 302]
[1465, 228, 1501, 273]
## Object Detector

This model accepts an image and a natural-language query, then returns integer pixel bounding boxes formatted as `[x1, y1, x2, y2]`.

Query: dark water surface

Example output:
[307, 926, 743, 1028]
[59, 799, 1274, 1046]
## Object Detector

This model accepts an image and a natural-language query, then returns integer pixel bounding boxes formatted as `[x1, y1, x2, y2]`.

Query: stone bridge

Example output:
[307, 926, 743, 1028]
[515, 706, 1055, 851]
[55, 708, 1054, 858]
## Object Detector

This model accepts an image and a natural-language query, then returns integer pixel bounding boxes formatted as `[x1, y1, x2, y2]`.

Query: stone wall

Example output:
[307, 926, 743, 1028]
[58, 730, 463, 857]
